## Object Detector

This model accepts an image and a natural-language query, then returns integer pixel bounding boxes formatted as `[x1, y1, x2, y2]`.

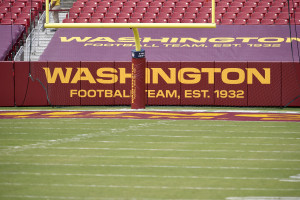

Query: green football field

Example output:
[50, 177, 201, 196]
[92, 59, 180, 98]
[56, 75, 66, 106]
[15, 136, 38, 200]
[0, 107, 300, 200]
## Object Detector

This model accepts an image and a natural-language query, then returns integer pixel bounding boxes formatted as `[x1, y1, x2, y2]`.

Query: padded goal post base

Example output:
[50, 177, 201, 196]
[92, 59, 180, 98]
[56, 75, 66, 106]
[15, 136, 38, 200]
[131, 49, 146, 109]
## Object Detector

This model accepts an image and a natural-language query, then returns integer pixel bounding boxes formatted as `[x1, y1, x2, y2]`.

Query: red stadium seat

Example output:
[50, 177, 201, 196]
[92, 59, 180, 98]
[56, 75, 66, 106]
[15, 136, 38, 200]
[199, 7, 212, 14]
[230, 1, 243, 8]
[79, 12, 92, 19]
[234, 18, 246, 24]
[173, 7, 185, 13]
[268, 7, 282, 13]
[215, 7, 227, 14]
[75, 18, 89, 23]
[0, 7, 8, 14]
[147, 7, 160, 14]
[168, 18, 181, 23]
[281, 7, 294, 13]
[247, 18, 260, 24]
[186, 7, 198, 13]
[176, 1, 189, 8]
[89, 18, 102, 23]
[141, 18, 154, 23]
[107, 7, 121, 14]
[291, 18, 300, 24]
[217, 1, 230, 8]
[72, 1, 85, 8]
[111, 1, 123, 8]
[254, 7, 268, 14]
[69, 7, 81, 14]
[258, 1, 271, 7]
[194, 18, 207, 23]
[4, 12, 18, 20]
[197, 13, 209, 19]
[181, 18, 194, 23]
[160, 7, 173, 14]
[134, 7, 147, 14]
[102, 18, 114, 23]
[144, 12, 156, 19]
[131, 13, 143, 19]
[150, 1, 163, 7]
[163, 1, 175, 7]
[92, 12, 105, 19]
[63, 18, 75, 23]
[136, 1, 149, 7]
[121, 7, 134, 13]
[156, 12, 170, 19]
[226, 7, 240, 14]
[13, 2, 26, 8]
[223, 12, 236, 19]
[264, 13, 278, 19]
[14, 18, 29, 28]
[275, 19, 289, 24]
[123, 1, 136, 7]
[155, 18, 167, 23]
[1, 18, 14, 24]
[236, 12, 251, 19]
[221, 18, 233, 24]
[128, 18, 140, 23]
[85, 1, 98, 8]
[278, 12, 291, 19]
[251, 12, 264, 19]
[240, 7, 254, 13]
[261, 18, 274, 24]
[81, 7, 95, 15]
[244, 1, 257, 8]
[95, 7, 108, 13]
[170, 12, 183, 19]
[184, 12, 196, 19]
[67, 12, 78, 19]
[98, 1, 110, 8]
[115, 18, 127, 23]
[189, 1, 202, 8]
[118, 13, 130, 19]
[271, 2, 285, 8]
[10, 7, 22, 15]
[105, 13, 117, 19]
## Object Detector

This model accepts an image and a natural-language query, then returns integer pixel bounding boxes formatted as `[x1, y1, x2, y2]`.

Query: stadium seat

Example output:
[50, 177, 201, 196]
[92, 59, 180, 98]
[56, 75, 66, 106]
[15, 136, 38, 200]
[141, 18, 154, 23]
[69, 7, 82, 14]
[261, 18, 274, 24]
[176, 1, 189, 8]
[13, 2, 26, 9]
[115, 18, 127, 23]
[186, 7, 198, 13]
[254, 7, 268, 14]
[197, 13, 209, 19]
[144, 12, 156, 19]
[168, 18, 180, 23]
[128, 18, 140, 23]
[4, 12, 18, 20]
[105, 13, 117, 19]
[89, 18, 102, 22]
[85, 1, 98, 8]
[275, 19, 289, 24]
[258, 1, 271, 7]
[1, 18, 14, 24]
[108, 7, 121, 14]
[268, 7, 282, 13]
[95, 7, 108, 13]
[215, 13, 223, 19]
[234, 18, 246, 24]
[156, 12, 170, 19]
[217, 1, 230, 8]
[155, 18, 167, 23]
[194, 18, 207, 23]
[147, 7, 160, 14]
[199, 7, 212, 14]
[98, 1, 110, 8]
[121, 7, 134, 13]
[131, 13, 143, 19]
[281, 7, 294, 13]
[118, 13, 130, 19]
[102, 18, 114, 23]
[10, 7, 22, 15]
[247, 18, 260, 24]
[75, 18, 89, 23]
[163, 1, 175, 7]
[92, 12, 105, 19]
[215, 7, 227, 14]
[227, 7, 240, 14]
[291, 18, 300, 24]
[72, 1, 85, 8]
[223, 12, 236, 19]
[18, 12, 34, 21]
[136, 1, 149, 7]
[181, 18, 194, 23]
[134, 7, 147, 14]
[271, 2, 285, 8]
[244, 1, 257, 8]
[189, 1, 202, 8]
[160, 7, 173, 14]
[150, 1, 163, 8]
[79, 12, 92, 19]
[230, 1, 243, 8]
[173, 7, 185, 13]
[250, 12, 264, 19]
[240, 7, 254, 14]
[184, 12, 196, 19]
[63, 18, 75, 23]
[278, 12, 291, 19]
[221, 18, 234, 24]
[115, 0, 127, 3]
[0, 7, 8, 14]
[123, 1, 136, 7]
[264, 13, 278, 19]
[170, 12, 183, 19]
[111, 1, 123, 8]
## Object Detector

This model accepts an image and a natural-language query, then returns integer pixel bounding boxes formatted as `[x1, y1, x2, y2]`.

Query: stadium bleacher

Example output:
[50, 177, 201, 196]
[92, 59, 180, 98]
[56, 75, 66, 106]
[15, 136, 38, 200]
[62, 0, 300, 25]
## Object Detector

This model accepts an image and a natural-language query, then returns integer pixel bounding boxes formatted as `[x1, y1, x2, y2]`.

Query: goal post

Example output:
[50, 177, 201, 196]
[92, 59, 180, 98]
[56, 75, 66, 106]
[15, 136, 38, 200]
[44, 0, 216, 109]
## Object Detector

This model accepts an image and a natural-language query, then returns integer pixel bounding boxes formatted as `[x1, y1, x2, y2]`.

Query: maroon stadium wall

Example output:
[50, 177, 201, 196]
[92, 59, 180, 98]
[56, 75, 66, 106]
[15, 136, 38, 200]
[0, 61, 299, 107]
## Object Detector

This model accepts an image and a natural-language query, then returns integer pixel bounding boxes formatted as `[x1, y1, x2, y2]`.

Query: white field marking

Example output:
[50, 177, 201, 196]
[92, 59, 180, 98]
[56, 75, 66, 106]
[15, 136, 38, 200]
[115, 134, 300, 140]
[0, 171, 280, 180]
[6, 154, 300, 162]
[280, 174, 300, 182]
[0, 195, 209, 200]
[15, 146, 300, 153]
[1, 162, 300, 170]
[0, 126, 106, 130]
[0, 182, 299, 191]
[227, 197, 300, 200]
[0, 132, 28, 135]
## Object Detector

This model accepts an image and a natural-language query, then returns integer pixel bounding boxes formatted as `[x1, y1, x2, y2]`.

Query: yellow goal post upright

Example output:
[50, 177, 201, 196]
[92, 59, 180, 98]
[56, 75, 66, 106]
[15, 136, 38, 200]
[44, 0, 216, 109]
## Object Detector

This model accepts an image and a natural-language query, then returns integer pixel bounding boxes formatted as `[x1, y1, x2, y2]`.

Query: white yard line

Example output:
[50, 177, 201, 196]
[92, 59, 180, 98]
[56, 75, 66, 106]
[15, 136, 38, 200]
[0, 162, 299, 170]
